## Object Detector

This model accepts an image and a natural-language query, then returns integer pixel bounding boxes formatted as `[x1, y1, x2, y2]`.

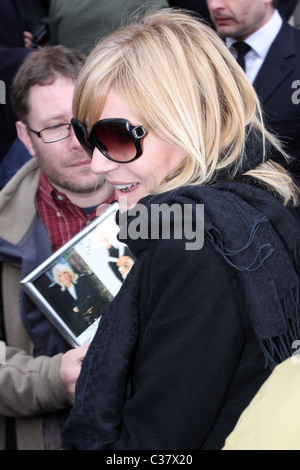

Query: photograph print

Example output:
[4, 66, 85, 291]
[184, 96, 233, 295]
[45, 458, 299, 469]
[21, 203, 135, 347]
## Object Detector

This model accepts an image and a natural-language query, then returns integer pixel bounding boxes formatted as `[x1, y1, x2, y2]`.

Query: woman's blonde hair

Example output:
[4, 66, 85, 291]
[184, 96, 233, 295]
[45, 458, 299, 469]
[73, 7, 298, 206]
[52, 264, 78, 290]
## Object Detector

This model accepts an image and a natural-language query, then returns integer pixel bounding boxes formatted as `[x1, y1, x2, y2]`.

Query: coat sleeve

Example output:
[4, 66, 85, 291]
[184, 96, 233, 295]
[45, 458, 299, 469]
[0, 347, 72, 417]
[0, 261, 73, 417]
[63, 234, 248, 450]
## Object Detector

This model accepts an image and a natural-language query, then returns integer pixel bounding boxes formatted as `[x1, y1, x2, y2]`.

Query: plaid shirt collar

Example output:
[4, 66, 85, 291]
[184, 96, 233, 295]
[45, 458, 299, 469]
[36, 171, 115, 252]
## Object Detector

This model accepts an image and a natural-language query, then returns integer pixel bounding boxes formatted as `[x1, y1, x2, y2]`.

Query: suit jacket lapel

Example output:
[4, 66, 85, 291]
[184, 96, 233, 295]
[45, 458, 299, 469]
[253, 22, 296, 103]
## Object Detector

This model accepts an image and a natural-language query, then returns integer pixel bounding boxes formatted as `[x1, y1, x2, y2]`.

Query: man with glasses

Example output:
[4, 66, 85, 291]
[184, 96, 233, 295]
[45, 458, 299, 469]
[0, 45, 114, 450]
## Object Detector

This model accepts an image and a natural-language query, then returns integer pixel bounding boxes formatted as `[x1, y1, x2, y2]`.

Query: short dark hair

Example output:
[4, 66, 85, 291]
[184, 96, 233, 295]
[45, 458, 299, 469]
[272, 0, 279, 7]
[11, 45, 86, 123]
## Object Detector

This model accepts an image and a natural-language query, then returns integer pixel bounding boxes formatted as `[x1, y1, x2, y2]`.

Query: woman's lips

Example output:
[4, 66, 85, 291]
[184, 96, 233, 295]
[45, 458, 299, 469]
[112, 182, 138, 193]
[214, 16, 233, 26]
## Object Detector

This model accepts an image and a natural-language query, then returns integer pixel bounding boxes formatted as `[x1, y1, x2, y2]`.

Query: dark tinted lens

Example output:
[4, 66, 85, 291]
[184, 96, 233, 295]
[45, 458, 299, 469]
[72, 120, 92, 155]
[94, 122, 136, 162]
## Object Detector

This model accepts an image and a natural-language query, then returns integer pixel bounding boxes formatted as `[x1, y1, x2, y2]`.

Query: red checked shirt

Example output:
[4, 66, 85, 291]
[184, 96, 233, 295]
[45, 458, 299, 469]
[36, 172, 115, 253]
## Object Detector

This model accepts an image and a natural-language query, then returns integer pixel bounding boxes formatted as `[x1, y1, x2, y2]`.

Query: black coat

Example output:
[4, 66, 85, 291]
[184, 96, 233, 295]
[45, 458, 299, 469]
[63, 179, 300, 450]
[0, 1, 31, 163]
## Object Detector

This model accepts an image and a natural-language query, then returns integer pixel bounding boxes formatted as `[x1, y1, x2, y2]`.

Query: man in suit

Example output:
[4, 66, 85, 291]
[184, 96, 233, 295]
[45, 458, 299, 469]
[0, 0, 31, 169]
[169, 0, 298, 27]
[168, 1, 215, 27]
[206, 0, 300, 182]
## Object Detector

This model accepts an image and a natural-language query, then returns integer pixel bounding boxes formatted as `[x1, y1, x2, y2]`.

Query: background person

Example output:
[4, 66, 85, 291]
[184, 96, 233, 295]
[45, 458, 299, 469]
[49, 0, 170, 55]
[0, 0, 53, 189]
[168, 0, 299, 26]
[206, 0, 300, 183]
[222, 355, 300, 450]
[0, 0, 32, 185]
[63, 8, 300, 450]
[95, 231, 135, 282]
[0, 45, 113, 450]
[168, 0, 215, 27]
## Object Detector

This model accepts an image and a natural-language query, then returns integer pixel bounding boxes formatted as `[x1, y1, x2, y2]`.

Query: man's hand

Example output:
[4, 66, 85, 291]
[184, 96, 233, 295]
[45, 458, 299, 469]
[59, 345, 89, 399]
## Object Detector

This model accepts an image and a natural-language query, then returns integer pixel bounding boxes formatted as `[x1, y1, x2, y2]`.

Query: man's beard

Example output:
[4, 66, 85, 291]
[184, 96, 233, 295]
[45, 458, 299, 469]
[48, 173, 106, 194]
[34, 148, 106, 194]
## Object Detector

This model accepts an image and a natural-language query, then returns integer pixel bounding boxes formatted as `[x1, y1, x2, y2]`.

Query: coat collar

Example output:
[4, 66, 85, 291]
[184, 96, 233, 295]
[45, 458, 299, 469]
[0, 158, 40, 243]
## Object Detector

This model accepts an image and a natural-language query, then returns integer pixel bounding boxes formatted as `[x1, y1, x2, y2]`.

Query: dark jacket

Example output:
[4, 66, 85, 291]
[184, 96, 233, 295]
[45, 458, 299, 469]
[63, 179, 300, 450]
[253, 19, 300, 179]
[0, 0, 32, 163]
[0, 159, 73, 450]
[50, 274, 109, 337]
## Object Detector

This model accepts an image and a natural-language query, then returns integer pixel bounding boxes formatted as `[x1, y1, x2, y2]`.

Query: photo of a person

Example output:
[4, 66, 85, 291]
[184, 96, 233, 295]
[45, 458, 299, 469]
[116, 255, 135, 280]
[51, 262, 112, 337]
[95, 231, 134, 281]
[22, 203, 133, 346]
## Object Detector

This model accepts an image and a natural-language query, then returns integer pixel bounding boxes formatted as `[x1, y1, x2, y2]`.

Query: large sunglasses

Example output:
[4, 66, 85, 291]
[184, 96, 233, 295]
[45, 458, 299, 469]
[71, 118, 147, 163]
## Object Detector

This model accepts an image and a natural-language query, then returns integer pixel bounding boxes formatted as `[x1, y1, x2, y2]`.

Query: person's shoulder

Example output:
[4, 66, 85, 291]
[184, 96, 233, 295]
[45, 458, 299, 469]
[277, 18, 300, 42]
[223, 357, 300, 450]
[0, 157, 39, 196]
[271, 355, 300, 384]
[0, 158, 40, 226]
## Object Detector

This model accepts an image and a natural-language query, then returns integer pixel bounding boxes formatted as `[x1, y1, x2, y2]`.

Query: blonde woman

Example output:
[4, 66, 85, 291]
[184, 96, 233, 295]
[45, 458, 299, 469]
[51, 263, 108, 337]
[52, 264, 79, 291]
[63, 8, 300, 450]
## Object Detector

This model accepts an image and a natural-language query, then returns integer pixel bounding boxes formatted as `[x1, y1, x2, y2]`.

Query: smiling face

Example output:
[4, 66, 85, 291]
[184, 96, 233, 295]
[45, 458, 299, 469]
[57, 269, 73, 288]
[16, 76, 106, 195]
[89, 89, 186, 210]
[206, 0, 274, 40]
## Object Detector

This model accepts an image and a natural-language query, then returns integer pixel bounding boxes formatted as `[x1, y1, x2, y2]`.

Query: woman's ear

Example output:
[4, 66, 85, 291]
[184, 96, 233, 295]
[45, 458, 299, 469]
[15, 120, 35, 156]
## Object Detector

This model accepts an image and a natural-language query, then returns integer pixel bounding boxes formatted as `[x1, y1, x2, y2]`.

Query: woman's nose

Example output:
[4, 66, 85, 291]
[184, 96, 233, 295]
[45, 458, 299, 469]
[90, 147, 121, 174]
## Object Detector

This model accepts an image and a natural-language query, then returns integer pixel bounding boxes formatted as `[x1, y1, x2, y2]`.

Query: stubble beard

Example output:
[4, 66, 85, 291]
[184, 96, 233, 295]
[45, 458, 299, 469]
[34, 147, 106, 194]
[48, 172, 106, 194]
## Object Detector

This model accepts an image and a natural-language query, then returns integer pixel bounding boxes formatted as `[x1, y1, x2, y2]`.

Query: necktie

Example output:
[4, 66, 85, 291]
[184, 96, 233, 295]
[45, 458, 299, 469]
[232, 41, 251, 71]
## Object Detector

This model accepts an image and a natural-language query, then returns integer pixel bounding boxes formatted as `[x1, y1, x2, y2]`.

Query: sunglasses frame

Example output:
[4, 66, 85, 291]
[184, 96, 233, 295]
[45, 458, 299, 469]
[71, 117, 147, 163]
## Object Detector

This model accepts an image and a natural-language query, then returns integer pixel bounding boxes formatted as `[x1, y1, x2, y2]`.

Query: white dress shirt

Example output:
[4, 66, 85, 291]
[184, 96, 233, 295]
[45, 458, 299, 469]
[67, 283, 77, 300]
[226, 10, 283, 84]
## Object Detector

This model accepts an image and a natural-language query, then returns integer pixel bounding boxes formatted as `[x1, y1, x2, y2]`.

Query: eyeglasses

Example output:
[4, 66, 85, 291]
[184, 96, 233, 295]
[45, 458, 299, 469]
[27, 123, 71, 143]
[71, 118, 147, 163]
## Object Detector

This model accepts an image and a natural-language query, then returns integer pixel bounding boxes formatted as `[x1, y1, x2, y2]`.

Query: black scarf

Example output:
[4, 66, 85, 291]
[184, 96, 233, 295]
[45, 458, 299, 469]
[63, 132, 300, 449]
